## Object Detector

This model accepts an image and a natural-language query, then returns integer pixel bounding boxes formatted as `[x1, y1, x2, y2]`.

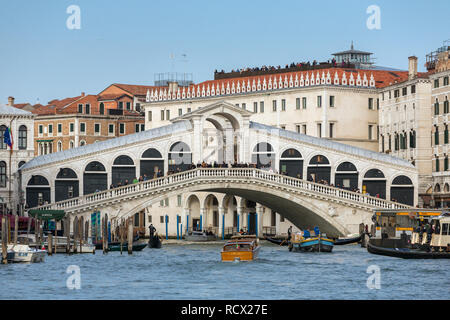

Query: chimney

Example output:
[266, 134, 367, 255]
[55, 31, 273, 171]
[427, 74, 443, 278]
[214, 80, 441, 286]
[81, 92, 85, 97]
[408, 56, 418, 80]
[8, 96, 14, 106]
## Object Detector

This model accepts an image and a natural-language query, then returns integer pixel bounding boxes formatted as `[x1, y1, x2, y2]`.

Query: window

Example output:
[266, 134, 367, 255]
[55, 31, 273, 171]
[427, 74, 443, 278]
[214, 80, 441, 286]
[48, 124, 53, 135]
[394, 133, 399, 151]
[99, 102, 105, 115]
[329, 123, 334, 138]
[376, 98, 379, 110]
[161, 110, 165, 120]
[434, 79, 439, 88]
[296, 98, 300, 110]
[444, 76, 449, 86]
[389, 91, 392, 99]
[409, 130, 416, 148]
[118, 101, 123, 109]
[148, 215, 152, 223]
[165, 198, 169, 206]
[317, 123, 322, 138]
[411, 85, 416, 94]
[296, 125, 301, 133]
[57, 123, 62, 134]
[435, 126, 439, 145]
[141, 124, 145, 131]
[177, 195, 182, 207]
[329, 96, 335, 108]
[85, 104, 90, 114]
[435, 99, 440, 115]
[39, 125, 43, 135]
[166, 110, 170, 120]
[187, 107, 191, 113]
[148, 111, 152, 121]
[302, 97, 307, 109]
[394, 89, 400, 98]
[178, 108, 182, 116]
[281, 99, 286, 111]
[436, 158, 440, 172]
[80, 122, 86, 133]
[95, 123, 100, 135]
[135, 124, 140, 133]
[0, 161, 6, 187]
[108, 124, 114, 134]
[445, 125, 449, 144]
[444, 97, 449, 114]
[57, 141, 62, 152]
[69, 123, 74, 133]
[119, 123, 125, 134]
[253, 102, 258, 113]
[242, 103, 246, 110]
[260, 101, 264, 113]
[368, 98, 374, 110]
[272, 100, 277, 112]
[317, 96, 322, 108]
[69, 140, 74, 149]
[18, 125, 27, 150]
[302, 124, 307, 134]
[126, 102, 131, 110]
[402, 87, 407, 96]
[78, 104, 83, 113]
[368, 125, 373, 140]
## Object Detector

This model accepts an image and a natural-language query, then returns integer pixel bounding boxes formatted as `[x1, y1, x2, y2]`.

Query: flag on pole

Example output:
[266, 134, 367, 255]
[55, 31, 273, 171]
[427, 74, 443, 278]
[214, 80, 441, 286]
[3, 127, 13, 150]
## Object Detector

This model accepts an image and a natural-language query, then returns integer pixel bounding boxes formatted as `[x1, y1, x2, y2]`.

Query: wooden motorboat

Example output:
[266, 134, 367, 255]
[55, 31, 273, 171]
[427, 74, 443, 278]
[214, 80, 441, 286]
[367, 241, 450, 259]
[221, 235, 260, 262]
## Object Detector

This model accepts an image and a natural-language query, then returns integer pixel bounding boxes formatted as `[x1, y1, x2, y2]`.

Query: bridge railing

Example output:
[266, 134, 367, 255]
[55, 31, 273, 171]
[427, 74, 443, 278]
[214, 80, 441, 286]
[30, 167, 410, 213]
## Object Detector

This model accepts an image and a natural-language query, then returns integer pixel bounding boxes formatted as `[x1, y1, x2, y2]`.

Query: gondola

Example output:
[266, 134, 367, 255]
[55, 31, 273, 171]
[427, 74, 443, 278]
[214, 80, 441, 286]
[149, 235, 162, 248]
[264, 237, 289, 246]
[334, 234, 362, 246]
[367, 241, 450, 259]
[107, 242, 147, 252]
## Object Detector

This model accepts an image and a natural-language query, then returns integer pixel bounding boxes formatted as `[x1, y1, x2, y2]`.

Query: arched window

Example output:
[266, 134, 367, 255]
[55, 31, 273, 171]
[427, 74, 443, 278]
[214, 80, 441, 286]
[252, 142, 275, 168]
[0, 161, 6, 187]
[84, 161, 107, 195]
[99, 102, 105, 115]
[69, 140, 74, 149]
[279, 148, 303, 178]
[18, 161, 26, 169]
[18, 125, 27, 150]
[391, 175, 414, 205]
[0, 125, 6, 149]
[57, 140, 62, 152]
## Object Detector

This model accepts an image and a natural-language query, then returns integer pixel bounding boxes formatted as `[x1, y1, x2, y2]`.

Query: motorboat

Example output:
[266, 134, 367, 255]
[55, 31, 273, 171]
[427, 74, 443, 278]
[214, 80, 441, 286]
[6, 244, 46, 263]
[288, 228, 334, 252]
[221, 235, 260, 261]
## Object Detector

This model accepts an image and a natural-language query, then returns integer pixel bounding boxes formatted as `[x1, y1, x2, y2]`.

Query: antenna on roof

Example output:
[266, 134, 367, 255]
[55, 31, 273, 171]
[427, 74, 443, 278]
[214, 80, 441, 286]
[351, 40, 354, 50]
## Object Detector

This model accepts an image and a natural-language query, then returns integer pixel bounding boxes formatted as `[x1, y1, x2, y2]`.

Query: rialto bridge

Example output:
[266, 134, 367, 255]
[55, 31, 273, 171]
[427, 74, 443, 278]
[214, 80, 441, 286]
[20, 102, 418, 238]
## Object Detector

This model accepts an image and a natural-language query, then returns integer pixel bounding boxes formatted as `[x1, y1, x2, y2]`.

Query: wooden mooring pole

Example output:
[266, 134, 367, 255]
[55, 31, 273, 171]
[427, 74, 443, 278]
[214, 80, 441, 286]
[102, 217, 106, 254]
[120, 220, 124, 255]
[14, 215, 18, 245]
[65, 218, 70, 254]
[1, 217, 7, 264]
[127, 218, 133, 255]
[48, 233, 53, 255]
[26, 217, 31, 246]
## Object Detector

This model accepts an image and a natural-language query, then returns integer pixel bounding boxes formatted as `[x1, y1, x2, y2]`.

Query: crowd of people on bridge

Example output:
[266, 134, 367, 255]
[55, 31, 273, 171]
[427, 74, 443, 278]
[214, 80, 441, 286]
[214, 58, 353, 75]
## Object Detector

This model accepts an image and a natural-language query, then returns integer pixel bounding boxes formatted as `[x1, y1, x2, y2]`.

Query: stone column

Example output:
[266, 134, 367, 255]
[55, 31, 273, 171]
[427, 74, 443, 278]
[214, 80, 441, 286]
[192, 116, 204, 164]
[183, 207, 190, 235]
[237, 206, 243, 232]
[256, 204, 264, 237]
[218, 206, 225, 239]
[239, 116, 251, 163]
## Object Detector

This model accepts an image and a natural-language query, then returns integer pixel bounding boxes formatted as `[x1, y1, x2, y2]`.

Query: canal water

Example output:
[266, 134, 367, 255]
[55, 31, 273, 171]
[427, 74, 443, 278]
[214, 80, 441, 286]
[1, 242, 449, 300]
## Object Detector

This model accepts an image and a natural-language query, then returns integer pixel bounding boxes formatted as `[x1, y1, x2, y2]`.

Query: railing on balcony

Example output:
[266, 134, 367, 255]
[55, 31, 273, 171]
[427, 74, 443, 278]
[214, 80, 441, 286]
[29, 167, 411, 214]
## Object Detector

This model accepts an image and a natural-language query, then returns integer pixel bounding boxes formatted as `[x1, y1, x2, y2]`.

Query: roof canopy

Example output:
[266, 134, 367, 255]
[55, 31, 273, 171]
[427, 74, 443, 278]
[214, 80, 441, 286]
[28, 209, 65, 220]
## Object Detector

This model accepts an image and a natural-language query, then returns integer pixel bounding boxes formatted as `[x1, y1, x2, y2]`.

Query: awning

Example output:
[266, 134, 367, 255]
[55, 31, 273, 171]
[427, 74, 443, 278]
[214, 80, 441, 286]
[28, 209, 65, 220]
[36, 139, 54, 142]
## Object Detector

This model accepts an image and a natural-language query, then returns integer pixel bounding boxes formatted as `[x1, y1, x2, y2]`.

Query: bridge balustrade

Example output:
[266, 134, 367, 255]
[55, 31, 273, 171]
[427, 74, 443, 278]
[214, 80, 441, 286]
[28, 167, 410, 214]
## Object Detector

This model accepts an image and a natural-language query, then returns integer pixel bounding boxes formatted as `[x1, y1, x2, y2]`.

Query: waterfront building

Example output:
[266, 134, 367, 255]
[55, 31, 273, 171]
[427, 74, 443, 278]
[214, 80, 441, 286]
[428, 43, 450, 207]
[0, 97, 35, 214]
[378, 56, 432, 205]
[32, 92, 144, 156]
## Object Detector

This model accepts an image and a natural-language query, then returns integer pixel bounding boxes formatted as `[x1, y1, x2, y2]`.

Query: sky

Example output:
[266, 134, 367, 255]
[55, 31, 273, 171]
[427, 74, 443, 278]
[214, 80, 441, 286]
[0, 0, 449, 105]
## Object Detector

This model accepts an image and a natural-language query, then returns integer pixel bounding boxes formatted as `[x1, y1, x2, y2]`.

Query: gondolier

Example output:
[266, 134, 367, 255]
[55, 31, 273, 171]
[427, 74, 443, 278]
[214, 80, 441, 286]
[149, 224, 156, 238]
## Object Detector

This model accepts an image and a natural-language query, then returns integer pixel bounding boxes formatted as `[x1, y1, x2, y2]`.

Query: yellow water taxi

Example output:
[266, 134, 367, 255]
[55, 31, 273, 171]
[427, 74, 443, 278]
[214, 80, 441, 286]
[221, 235, 260, 262]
